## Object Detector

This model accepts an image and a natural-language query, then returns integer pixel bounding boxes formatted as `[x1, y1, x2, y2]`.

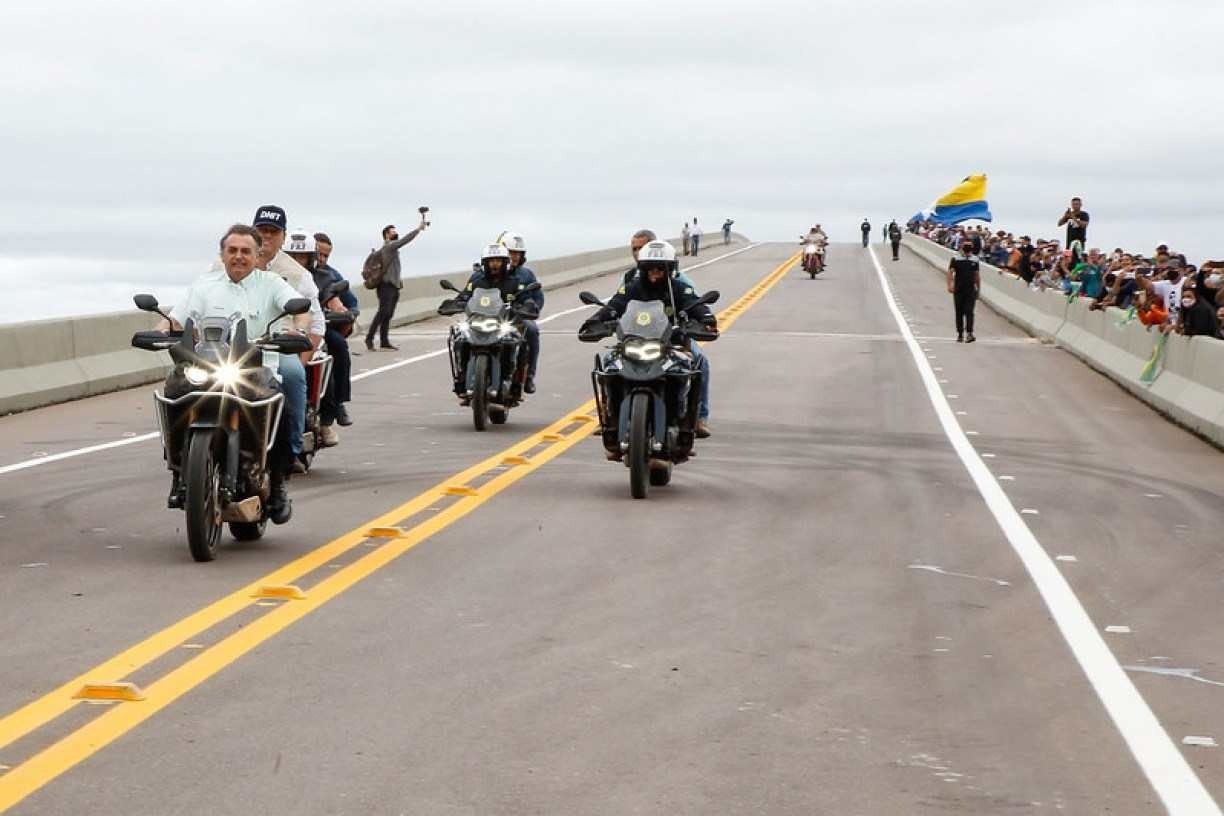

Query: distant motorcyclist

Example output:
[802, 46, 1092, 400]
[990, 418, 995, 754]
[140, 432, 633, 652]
[619, 230, 713, 438]
[801, 225, 828, 274]
[450, 243, 539, 398]
[860, 218, 871, 248]
[496, 231, 544, 393]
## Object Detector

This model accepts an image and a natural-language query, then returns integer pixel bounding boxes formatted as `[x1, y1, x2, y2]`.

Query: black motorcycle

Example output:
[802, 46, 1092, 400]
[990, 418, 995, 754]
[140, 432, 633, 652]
[438, 280, 540, 431]
[578, 290, 719, 499]
[131, 294, 312, 561]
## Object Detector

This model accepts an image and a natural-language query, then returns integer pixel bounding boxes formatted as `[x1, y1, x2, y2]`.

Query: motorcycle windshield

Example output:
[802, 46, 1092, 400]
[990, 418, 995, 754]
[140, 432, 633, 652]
[617, 300, 670, 342]
[466, 288, 505, 318]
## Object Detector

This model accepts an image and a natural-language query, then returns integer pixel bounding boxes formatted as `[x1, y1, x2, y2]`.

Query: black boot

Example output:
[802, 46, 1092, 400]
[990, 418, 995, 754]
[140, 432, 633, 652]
[268, 472, 292, 525]
[524, 376, 536, 394]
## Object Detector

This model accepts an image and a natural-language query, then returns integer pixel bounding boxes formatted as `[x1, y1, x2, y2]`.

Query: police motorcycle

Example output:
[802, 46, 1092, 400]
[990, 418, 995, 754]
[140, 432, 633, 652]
[800, 234, 826, 278]
[298, 280, 356, 472]
[130, 294, 312, 561]
[437, 248, 542, 431]
[577, 257, 720, 500]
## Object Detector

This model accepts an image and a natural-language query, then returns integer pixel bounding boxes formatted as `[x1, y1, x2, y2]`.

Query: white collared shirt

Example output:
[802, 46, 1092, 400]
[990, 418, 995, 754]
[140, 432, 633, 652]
[170, 268, 302, 339]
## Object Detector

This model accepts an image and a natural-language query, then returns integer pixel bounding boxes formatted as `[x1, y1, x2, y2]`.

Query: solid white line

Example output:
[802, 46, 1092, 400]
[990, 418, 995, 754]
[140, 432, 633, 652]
[0, 243, 764, 476]
[867, 245, 1220, 815]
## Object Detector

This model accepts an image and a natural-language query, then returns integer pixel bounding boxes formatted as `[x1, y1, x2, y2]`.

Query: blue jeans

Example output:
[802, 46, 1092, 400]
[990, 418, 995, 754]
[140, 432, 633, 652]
[691, 340, 710, 420]
[691, 235, 700, 256]
[277, 355, 307, 455]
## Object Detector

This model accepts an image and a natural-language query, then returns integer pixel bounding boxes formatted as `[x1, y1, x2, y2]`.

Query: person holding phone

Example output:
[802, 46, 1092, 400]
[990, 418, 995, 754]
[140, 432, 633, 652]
[1057, 197, 1090, 247]
[365, 209, 429, 351]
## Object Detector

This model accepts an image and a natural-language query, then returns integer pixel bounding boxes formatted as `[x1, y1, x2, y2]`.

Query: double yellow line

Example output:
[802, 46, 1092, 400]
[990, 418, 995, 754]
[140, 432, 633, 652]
[0, 250, 798, 811]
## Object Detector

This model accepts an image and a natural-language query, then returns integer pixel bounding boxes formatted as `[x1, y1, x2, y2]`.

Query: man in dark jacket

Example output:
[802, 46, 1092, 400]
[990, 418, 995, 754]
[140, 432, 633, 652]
[946, 242, 981, 343]
[496, 231, 543, 392]
[366, 214, 427, 352]
[887, 220, 903, 260]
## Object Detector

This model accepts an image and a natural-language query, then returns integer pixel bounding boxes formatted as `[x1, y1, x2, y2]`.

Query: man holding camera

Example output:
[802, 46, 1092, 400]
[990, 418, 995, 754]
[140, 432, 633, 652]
[1057, 197, 1090, 247]
[366, 209, 429, 352]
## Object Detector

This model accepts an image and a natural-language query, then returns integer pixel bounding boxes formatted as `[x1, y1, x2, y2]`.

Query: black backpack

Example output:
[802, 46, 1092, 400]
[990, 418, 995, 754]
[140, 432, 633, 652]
[361, 248, 384, 290]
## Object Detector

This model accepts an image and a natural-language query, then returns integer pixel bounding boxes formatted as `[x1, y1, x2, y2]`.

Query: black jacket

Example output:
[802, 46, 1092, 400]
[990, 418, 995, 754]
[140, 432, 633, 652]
[598, 275, 713, 325]
[456, 268, 535, 309]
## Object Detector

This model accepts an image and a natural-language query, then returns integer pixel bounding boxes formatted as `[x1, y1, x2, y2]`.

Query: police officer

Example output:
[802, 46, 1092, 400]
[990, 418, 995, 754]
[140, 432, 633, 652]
[947, 242, 981, 343]
[860, 218, 871, 248]
[496, 231, 544, 393]
[448, 243, 539, 398]
[887, 219, 903, 261]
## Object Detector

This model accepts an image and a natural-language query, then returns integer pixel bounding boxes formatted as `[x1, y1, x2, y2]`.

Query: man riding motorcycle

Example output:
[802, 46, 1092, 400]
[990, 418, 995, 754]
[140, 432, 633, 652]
[159, 224, 309, 523]
[494, 231, 544, 393]
[801, 225, 828, 274]
[449, 243, 540, 400]
[619, 229, 713, 438]
[582, 240, 717, 457]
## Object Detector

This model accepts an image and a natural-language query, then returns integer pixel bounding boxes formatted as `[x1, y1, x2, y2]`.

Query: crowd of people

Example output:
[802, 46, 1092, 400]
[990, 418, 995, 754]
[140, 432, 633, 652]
[680, 218, 736, 256]
[908, 196, 1224, 340]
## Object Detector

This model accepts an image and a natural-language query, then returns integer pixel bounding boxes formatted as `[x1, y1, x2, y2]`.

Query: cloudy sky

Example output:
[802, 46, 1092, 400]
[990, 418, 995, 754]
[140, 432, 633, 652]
[3, 0, 1222, 322]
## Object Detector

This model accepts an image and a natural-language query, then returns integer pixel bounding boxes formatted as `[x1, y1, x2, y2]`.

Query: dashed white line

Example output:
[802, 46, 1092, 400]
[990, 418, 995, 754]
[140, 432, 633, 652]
[868, 245, 1220, 815]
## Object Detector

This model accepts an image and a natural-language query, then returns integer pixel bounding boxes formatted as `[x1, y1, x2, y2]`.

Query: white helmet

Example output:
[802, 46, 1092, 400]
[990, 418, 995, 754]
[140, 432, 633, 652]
[637, 239, 678, 268]
[497, 230, 527, 254]
[284, 228, 316, 255]
[480, 243, 511, 262]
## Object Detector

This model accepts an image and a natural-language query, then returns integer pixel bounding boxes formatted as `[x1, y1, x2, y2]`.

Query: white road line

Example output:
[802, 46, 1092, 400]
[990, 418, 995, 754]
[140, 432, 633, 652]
[868, 245, 1220, 815]
[0, 243, 763, 476]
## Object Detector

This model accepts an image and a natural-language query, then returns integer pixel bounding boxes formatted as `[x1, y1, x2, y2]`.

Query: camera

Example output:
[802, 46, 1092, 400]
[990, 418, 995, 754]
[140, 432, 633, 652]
[418, 205, 431, 227]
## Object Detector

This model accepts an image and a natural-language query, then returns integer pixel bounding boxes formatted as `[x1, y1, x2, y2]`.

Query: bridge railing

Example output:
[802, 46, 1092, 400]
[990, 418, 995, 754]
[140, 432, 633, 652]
[0, 233, 749, 416]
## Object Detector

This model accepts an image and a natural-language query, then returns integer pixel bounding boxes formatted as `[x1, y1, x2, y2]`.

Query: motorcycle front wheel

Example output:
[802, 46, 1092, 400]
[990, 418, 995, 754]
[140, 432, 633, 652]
[471, 355, 490, 432]
[628, 392, 650, 500]
[184, 429, 222, 562]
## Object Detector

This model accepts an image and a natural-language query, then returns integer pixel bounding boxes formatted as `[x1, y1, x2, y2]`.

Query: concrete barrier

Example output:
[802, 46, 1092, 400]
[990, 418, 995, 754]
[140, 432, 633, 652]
[901, 234, 1224, 449]
[0, 233, 750, 416]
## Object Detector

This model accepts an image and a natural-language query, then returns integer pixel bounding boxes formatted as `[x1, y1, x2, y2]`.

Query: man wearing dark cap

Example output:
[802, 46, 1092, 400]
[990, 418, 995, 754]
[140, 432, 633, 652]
[366, 214, 429, 351]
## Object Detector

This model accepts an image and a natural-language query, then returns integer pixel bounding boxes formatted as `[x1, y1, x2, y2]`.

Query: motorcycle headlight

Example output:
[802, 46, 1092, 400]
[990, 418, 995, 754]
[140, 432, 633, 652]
[470, 317, 500, 332]
[214, 363, 242, 388]
[183, 366, 210, 386]
[622, 339, 664, 362]
[499, 320, 516, 334]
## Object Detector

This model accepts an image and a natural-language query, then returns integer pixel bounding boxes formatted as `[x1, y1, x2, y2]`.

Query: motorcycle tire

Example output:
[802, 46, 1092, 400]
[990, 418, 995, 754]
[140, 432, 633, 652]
[471, 355, 490, 432]
[229, 519, 266, 542]
[184, 429, 222, 562]
[628, 392, 650, 500]
[649, 461, 673, 487]
[489, 406, 508, 425]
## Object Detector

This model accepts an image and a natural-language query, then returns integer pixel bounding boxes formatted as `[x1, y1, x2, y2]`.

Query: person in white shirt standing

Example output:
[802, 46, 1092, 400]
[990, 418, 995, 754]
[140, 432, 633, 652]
[690, 217, 703, 257]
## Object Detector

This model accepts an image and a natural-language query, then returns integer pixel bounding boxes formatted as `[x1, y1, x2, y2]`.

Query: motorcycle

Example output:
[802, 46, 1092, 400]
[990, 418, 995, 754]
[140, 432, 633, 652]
[299, 282, 357, 473]
[800, 237, 825, 278]
[438, 280, 541, 431]
[578, 289, 720, 499]
[130, 294, 312, 562]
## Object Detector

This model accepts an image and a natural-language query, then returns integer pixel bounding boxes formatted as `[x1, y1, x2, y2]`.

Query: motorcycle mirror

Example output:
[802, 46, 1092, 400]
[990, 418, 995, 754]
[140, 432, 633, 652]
[440, 279, 461, 293]
[134, 294, 160, 312]
[521, 281, 542, 294]
[578, 291, 604, 307]
[331, 279, 350, 295]
[693, 290, 720, 307]
[283, 297, 312, 316]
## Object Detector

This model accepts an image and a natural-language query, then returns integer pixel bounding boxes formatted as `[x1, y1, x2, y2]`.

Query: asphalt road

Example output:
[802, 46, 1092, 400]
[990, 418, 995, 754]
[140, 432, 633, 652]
[1, 241, 1223, 814]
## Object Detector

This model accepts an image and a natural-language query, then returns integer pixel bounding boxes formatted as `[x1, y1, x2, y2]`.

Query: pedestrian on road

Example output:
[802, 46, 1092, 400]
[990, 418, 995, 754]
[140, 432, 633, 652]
[1057, 197, 1090, 248]
[365, 214, 427, 352]
[947, 242, 981, 343]
[690, 218, 703, 256]
[722, 218, 734, 245]
[887, 220, 902, 260]
[860, 218, 871, 248]
[681, 222, 691, 256]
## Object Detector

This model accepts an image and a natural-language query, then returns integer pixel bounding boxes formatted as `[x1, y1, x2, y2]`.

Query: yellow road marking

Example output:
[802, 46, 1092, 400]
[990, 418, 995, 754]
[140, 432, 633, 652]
[0, 248, 797, 812]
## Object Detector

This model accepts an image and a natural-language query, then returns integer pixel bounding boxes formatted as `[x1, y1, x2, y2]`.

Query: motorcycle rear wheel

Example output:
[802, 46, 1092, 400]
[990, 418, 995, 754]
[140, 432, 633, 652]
[184, 429, 222, 562]
[628, 392, 650, 500]
[472, 355, 490, 432]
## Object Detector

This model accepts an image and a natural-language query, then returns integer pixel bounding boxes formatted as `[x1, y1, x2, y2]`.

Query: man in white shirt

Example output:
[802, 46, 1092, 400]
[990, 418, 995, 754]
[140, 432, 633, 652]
[162, 224, 308, 522]
[689, 217, 703, 257]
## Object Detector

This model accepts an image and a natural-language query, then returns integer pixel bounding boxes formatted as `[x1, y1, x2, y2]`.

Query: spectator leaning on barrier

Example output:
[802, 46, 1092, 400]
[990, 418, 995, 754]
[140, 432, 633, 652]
[365, 213, 427, 352]
[1058, 197, 1090, 247]
[1176, 285, 1220, 337]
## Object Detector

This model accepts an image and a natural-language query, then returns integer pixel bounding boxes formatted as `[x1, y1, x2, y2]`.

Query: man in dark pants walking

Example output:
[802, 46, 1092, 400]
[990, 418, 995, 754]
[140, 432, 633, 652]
[860, 218, 871, 247]
[887, 220, 903, 260]
[947, 242, 981, 343]
[366, 214, 427, 351]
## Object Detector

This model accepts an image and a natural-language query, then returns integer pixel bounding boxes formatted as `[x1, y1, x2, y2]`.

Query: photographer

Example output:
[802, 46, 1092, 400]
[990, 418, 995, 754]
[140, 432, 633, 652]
[1057, 197, 1090, 247]
[365, 208, 429, 351]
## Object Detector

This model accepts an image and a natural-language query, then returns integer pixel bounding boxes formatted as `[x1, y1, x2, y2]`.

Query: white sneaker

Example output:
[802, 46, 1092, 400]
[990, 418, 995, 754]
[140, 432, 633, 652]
[320, 425, 340, 447]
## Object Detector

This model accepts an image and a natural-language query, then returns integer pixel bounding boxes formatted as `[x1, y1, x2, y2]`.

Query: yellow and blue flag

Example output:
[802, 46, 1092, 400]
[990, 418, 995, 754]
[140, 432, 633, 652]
[910, 174, 992, 225]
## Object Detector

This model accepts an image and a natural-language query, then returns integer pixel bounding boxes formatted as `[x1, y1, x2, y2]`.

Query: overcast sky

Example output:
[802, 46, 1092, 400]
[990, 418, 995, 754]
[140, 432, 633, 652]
[3, 0, 1222, 322]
